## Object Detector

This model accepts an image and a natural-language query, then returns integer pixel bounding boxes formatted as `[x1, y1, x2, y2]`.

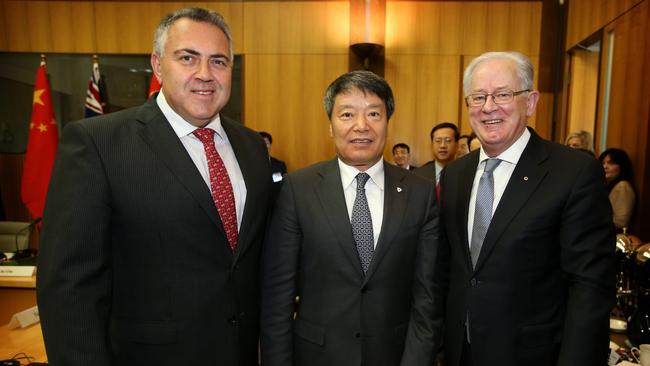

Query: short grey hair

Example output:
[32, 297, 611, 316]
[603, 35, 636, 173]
[323, 70, 395, 120]
[153, 8, 233, 59]
[463, 51, 534, 97]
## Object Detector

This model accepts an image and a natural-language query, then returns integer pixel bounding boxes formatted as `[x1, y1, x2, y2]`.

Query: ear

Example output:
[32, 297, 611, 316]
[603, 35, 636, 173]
[525, 90, 540, 117]
[151, 53, 163, 83]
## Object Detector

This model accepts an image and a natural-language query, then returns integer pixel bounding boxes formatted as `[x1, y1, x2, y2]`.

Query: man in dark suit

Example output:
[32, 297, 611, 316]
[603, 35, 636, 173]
[392, 142, 417, 170]
[260, 131, 288, 201]
[261, 70, 441, 366]
[414, 122, 459, 201]
[436, 51, 615, 366]
[37, 8, 272, 366]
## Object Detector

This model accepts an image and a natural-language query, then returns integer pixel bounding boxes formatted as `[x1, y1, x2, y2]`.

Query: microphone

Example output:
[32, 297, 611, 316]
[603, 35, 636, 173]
[12, 217, 41, 260]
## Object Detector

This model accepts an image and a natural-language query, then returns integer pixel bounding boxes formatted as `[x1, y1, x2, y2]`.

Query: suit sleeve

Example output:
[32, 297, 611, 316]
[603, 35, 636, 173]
[36, 122, 113, 366]
[557, 158, 616, 366]
[260, 175, 301, 366]
[400, 181, 444, 366]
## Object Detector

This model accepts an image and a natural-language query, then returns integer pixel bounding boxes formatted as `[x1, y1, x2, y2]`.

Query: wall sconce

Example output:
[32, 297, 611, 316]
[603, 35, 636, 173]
[349, 0, 386, 75]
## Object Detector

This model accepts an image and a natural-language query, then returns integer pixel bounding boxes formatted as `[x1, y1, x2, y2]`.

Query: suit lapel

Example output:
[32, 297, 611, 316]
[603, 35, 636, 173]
[364, 162, 408, 282]
[314, 159, 364, 277]
[220, 117, 262, 262]
[456, 153, 480, 271]
[474, 131, 549, 272]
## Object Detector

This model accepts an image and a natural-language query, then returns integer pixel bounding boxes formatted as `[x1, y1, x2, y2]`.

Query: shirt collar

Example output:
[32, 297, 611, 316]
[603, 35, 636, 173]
[338, 158, 385, 191]
[478, 128, 531, 166]
[156, 90, 224, 138]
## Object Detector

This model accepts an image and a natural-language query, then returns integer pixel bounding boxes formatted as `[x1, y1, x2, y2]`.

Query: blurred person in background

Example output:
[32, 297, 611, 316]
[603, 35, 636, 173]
[599, 148, 636, 230]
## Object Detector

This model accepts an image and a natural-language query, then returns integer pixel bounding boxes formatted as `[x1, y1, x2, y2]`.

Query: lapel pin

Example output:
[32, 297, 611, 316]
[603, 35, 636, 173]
[397, 187, 402, 193]
[523, 176, 529, 181]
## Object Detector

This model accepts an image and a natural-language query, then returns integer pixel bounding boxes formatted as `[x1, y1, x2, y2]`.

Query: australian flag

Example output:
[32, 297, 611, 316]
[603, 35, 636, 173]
[84, 58, 105, 117]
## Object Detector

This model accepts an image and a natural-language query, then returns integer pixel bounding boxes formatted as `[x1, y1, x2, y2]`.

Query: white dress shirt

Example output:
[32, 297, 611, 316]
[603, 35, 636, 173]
[467, 128, 531, 248]
[157, 91, 247, 229]
[338, 158, 385, 249]
[435, 161, 444, 185]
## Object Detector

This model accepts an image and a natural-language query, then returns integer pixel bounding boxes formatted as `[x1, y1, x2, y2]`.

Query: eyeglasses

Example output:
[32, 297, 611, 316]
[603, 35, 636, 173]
[465, 89, 530, 107]
[433, 137, 454, 145]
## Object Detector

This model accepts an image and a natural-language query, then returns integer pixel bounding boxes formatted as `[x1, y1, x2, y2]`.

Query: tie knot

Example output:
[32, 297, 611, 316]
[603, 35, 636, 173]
[356, 172, 370, 190]
[193, 128, 216, 144]
[484, 158, 501, 174]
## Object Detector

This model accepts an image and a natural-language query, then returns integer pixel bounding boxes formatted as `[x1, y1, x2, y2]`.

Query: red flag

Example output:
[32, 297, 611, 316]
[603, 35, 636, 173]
[148, 74, 161, 98]
[21, 60, 59, 220]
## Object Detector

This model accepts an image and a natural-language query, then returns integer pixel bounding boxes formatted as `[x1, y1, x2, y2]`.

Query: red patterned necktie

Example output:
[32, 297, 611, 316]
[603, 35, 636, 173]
[193, 128, 239, 252]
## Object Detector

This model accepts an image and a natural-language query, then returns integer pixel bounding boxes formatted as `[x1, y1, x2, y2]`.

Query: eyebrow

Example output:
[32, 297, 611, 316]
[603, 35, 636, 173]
[174, 48, 230, 61]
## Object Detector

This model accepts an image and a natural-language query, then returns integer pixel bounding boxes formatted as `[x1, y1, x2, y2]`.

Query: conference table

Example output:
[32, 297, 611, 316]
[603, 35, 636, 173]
[0, 274, 47, 363]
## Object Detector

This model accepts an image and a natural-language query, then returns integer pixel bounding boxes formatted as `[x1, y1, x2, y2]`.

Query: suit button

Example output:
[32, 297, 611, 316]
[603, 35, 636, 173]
[361, 285, 368, 293]
[470, 278, 477, 287]
[355, 332, 361, 338]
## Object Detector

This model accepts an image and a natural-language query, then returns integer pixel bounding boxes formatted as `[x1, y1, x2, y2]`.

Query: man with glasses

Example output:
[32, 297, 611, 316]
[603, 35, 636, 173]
[434, 51, 615, 366]
[414, 122, 459, 201]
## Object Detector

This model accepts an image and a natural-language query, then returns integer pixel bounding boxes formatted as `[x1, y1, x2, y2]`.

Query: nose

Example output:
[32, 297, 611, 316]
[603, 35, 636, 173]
[195, 58, 213, 81]
[353, 115, 369, 130]
[482, 95, 498, 113]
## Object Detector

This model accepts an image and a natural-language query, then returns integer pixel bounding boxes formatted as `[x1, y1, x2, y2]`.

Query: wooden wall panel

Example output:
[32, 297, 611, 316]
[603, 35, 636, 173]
[243, 54, 348, 172]
[94, 2, 243, 54]
[566, 48, 599, 140]
[242, 1, 349, 55]
[48, 1, 96, 53]
[386, 2, 541, 57]
[384, 54, 460, 166]
[566, 0, 643, 50]
[0, 2, 7, 50]
[593, 0, 649, 237]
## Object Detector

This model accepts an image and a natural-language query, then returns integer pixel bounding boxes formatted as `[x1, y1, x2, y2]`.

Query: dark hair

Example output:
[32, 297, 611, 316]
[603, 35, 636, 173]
[598, 148, 635, 192]
[153, 8, 233, 59]
[458, 134, 470, 142]
[430, 122, 459, 141]
[259, 131, 272, 144]
[323, 70, 395, 120]
[392, 143, 410, 154]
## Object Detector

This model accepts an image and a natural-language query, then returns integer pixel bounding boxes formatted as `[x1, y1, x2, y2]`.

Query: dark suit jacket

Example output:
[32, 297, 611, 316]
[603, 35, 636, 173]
[37, 98, 272, 366]
[270, 156, 287, 201]
[413, 161, 438, 183]
[261, 159, 441, 366]
[436, 129, 615, 366]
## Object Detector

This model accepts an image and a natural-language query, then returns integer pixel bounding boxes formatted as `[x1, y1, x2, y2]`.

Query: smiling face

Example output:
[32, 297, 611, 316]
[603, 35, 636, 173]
[468, 58, 539, 157]
[432, 127, 458, 165]
[393, 147, 410, 168]
[151, 18, 232, 127]
[329, 88, 388, 171]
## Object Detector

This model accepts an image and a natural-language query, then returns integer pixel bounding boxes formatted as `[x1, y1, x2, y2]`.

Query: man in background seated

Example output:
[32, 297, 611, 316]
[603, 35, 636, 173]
[392, 142, 417, 170]
[261, 70, 441, 366]
[414, 122, 459, 200]
[260, 131, 288, 200]
[37, 8, 272, 366]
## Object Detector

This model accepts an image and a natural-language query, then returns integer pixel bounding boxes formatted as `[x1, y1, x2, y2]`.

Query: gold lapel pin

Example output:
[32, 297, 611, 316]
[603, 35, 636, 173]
[397, 187, 402, 193]
[523, 176, 529, 181]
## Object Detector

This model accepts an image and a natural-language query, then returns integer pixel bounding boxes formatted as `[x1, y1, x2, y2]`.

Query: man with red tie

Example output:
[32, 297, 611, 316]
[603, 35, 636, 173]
[414, 122, 460, 201]
[37, 8, 272, 366]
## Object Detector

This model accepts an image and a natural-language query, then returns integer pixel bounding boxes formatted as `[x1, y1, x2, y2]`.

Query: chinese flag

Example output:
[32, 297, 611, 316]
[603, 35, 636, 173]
[148, 74, 161, 98]
[21, 60, 59, 220]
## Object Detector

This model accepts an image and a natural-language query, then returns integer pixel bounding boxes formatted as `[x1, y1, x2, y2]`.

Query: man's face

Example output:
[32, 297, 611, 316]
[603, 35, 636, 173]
[456, 136, 469, 158]
[431, 127, 458, 165]
[151, 18, 232, 127]
[329, 88, 388, 171]
[468, 58, 539, 157]
[393, 147, 410, 168]
[263, 137, 272, 153]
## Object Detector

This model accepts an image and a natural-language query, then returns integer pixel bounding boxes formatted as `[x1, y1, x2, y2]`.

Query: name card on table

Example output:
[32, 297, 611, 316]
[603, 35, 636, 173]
[7, 305, 40, 329]
[0, 266, 36, 277]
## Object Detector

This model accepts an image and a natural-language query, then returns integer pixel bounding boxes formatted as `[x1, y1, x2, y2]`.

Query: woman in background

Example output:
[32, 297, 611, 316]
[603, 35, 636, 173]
[599, 148, 636, 230]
